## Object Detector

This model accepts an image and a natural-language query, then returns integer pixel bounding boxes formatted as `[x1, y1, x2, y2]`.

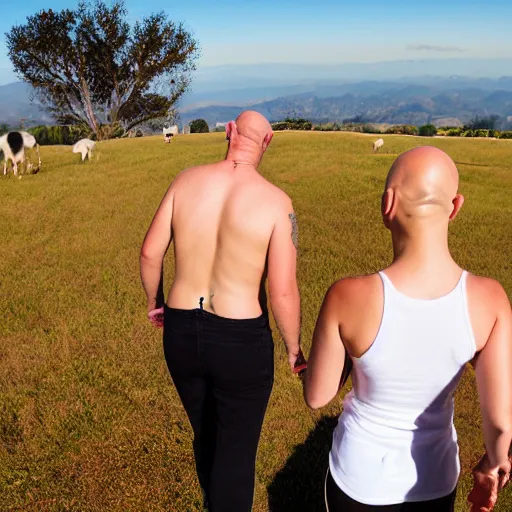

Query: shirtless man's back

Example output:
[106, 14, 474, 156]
[169, 159, 289, 317]
[140, 111, 303, 512]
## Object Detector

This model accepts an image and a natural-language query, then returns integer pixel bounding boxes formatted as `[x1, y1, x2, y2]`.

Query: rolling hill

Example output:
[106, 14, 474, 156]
[180, 82, 512, 127]
[1, 72, 512, 129]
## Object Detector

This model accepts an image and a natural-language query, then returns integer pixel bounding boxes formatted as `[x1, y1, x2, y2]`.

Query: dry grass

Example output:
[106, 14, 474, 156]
[1, 132, 511, 511]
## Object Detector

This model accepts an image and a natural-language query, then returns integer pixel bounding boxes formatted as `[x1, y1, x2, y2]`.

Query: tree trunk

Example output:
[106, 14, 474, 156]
[80, 77, 100, 136]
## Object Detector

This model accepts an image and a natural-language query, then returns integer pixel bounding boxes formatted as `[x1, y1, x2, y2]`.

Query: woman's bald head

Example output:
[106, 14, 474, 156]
[386, 146, 459, 192]
[382, 146, 464, 228]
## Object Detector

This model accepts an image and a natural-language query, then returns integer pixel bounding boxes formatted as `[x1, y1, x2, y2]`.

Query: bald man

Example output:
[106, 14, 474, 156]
[140, 111, 304, 511]
[304, 147, 512, 511]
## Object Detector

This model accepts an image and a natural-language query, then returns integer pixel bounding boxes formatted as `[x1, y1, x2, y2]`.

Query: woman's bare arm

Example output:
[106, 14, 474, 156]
[303, 284, 347, 410]
[474, 282, 512, 470]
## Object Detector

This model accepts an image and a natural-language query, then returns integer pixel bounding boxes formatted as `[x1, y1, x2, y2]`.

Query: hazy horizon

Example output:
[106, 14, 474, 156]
[1, 0, 511, 85]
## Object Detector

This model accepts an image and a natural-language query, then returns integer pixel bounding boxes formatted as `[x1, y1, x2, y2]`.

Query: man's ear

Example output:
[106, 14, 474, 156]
[449, 194, 464, 221]
[226, 121, 237, 141]
[262, 132, 273, 152]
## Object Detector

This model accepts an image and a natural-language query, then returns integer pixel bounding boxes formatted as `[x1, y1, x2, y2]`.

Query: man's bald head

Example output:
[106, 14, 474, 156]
[226, 111, 273, 156]
[382, 146, 464, 228]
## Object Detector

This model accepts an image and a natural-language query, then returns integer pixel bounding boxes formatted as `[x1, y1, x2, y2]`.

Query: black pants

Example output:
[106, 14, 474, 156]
[325, 469, 457, 512]
[163, 305, 274, 512]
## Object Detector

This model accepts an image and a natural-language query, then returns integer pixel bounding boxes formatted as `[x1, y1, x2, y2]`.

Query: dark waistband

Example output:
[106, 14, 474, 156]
[164, 304, 269, 329]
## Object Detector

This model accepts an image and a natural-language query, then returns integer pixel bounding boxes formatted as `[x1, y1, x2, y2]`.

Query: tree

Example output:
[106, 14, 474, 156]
[466, 115, 500, 130]
[6, 1, 198, 139]
[142, 108, 180, 134]
[418, 124, 437, 137]
[190, 119, 209, 134]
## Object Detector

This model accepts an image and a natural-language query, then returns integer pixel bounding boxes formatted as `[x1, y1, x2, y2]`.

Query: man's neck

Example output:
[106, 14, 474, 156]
[225, 149, 260, 168]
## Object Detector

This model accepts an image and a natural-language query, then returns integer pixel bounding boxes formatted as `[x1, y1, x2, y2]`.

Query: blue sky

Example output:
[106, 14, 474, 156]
[1, 0, 511, 85]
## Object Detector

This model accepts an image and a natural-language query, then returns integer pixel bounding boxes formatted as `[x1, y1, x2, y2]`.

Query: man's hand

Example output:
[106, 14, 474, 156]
[468, 454, 511, 512]
[148, 307, 164, 329]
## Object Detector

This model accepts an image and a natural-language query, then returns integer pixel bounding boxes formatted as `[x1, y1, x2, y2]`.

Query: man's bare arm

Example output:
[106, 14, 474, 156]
[267, 201, 301, 370]
[140, 184, 175, 312]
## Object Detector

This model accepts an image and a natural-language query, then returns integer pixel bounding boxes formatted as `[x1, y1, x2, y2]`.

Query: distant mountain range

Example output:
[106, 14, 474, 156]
[0, 82, 52, 127]
[1, 58, 512, 129]
[179, 78, 512, 128]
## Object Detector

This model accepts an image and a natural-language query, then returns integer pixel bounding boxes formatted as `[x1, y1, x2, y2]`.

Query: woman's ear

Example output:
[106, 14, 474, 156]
[381, 188, 395, 229]
[449, 194, 465, 221]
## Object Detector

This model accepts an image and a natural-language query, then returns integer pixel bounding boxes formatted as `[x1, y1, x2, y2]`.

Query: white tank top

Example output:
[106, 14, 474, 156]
[329, 270, 476, 505]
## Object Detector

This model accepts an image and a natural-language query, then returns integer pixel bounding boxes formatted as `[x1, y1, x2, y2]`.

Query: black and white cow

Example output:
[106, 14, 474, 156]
[0, 131, 41, 176]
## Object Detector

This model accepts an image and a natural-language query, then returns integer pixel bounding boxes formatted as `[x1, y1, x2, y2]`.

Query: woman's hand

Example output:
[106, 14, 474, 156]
[148, 307, 164, 329]
[289, 348, 306, 373]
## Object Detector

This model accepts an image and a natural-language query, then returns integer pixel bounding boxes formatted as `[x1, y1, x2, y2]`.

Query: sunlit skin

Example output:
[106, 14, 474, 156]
[140, 110, 305, 370]
[304, 146, 512, 511]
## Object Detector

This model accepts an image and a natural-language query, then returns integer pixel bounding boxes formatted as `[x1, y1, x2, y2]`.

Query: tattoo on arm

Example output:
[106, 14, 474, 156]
[289, 213, 298, 250]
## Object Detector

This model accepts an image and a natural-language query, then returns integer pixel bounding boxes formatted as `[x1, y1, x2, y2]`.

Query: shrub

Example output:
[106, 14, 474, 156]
[190, 119, 209, 133]
[488, 129, 499, 138]
[385, 125, 419, 135]
[498, 131, 512, 139]
[312, 122, 340, 131]
[463, 130, 475, 137]
[271, 118, 312, 131]
[271, 122, 289, 131]
[418, 124, 438, 137]
[214, 126, 226, 133]
[446, 128, 463, 137]
[466, 115, 500, 130]
[361, 124, 382, 134]
[473, 129, 490, 138]
[27, 125, 92, 145]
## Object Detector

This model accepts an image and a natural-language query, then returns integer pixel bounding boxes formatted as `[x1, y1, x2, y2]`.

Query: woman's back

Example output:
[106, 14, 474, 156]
[330, 270, 476, 504]
[304, 147, 512, 511]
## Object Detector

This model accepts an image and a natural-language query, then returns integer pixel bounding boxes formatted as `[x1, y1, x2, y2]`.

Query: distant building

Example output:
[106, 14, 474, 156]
[215, 122, 227, 128]
[183, 125, 191, 135]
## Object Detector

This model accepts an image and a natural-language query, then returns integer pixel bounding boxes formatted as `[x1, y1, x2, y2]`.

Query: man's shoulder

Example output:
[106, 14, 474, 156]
[170, 162, 222, 187]
[258, 179, 292, 208]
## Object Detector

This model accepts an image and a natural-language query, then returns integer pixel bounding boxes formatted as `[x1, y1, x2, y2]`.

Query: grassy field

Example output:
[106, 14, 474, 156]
[1, 132, 511, 511]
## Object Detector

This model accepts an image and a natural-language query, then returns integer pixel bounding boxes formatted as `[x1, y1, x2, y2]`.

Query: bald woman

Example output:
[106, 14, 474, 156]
[304, 147, 512, 511]
[140, 111, 304, 511]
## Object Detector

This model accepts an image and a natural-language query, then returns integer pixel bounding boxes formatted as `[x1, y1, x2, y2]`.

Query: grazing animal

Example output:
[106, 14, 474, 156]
[73, 138, 96, 162]
[373, 138, 384, 153]
[163, 125, 179, 143]
[0, 131, 41, 176]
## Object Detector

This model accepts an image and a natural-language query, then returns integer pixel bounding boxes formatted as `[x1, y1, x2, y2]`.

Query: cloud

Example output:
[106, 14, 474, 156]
[407, 44, 466, 53]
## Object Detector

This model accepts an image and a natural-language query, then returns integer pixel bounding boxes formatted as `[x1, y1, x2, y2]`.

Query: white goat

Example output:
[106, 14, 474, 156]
[0, 131, 41, 176]
[373, 138, 384, 152]
[73, 138, 96, 162]
[163, 125, 179, 143]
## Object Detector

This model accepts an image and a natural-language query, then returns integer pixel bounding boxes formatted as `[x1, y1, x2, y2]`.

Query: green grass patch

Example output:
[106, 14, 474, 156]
[1, 132, 511, 510]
